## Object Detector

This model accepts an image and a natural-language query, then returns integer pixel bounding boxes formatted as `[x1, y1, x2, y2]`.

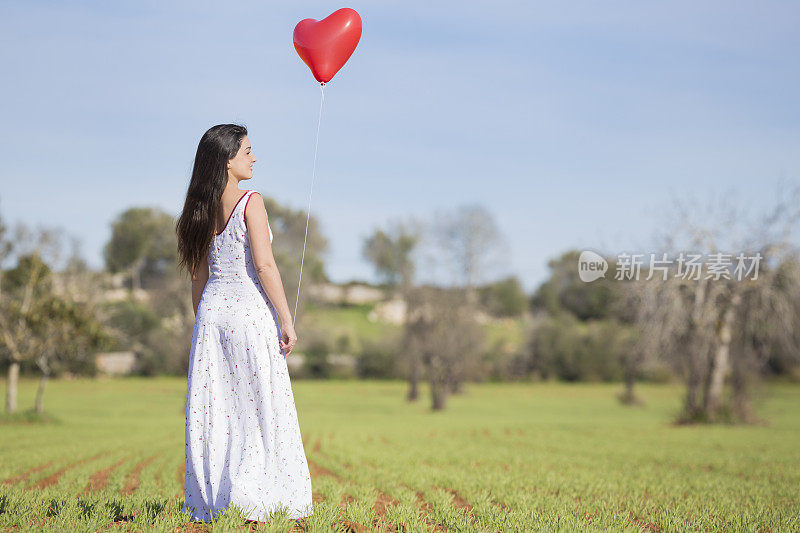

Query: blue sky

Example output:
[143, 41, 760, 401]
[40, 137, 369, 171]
[1, 1, 798, 293]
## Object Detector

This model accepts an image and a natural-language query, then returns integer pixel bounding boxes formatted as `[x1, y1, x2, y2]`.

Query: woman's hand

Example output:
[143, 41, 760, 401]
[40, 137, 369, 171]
[280, 322, 298, 357]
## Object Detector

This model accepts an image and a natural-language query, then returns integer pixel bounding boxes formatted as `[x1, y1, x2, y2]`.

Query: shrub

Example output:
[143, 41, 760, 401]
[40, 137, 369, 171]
[356, 336, 399, 379]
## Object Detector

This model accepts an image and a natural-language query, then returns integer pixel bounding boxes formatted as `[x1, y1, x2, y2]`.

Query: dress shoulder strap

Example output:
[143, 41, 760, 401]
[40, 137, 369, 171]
[240, 190, 257, 222]
[240, 190, 273, 243]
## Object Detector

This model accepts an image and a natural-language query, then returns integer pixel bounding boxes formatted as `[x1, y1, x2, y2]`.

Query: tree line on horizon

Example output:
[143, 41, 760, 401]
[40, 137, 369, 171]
[1, 187, 799, 423]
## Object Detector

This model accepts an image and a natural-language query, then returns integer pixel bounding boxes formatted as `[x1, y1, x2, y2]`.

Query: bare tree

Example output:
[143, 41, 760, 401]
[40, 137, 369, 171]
[628, 184, 800, 423]
[403, 286, 486, 409]
[614, 276, 660, 405]
[431, 205, 509, 305]
[422, 205, 508, 394]
[403, 286, 433, 403]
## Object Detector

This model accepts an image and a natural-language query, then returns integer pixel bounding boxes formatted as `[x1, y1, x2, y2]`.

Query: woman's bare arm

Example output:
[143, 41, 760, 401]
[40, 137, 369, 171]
[191, 254, 209, 317]
[244, 192, 297, 354]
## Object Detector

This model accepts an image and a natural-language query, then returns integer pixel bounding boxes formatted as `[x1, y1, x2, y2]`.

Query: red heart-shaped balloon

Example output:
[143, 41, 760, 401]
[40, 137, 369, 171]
[293, 8, 362, 84]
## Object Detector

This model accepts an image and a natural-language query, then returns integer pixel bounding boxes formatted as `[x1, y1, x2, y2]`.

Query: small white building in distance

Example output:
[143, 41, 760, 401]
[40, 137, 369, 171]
[95, 351, 137, 376]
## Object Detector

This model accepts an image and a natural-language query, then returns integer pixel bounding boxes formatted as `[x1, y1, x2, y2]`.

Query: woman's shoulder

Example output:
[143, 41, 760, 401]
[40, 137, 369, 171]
[244, 190, 262, 210]
[242, 191, 272, 243]
[243, 190, 265, 223]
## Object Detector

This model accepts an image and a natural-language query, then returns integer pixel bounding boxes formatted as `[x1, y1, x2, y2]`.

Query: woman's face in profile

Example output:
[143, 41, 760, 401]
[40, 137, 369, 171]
[228, 135, 257, 180]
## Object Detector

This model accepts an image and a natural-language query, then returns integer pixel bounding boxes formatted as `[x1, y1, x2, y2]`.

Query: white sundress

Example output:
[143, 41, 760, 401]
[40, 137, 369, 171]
[183, 189, 313, 522]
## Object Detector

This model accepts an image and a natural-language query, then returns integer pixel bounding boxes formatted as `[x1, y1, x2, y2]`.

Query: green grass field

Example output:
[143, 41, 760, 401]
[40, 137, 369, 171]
[0, 377, 798, 532]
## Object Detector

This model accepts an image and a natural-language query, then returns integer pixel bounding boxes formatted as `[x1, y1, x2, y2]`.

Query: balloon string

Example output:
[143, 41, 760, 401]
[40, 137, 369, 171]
[293, 82, 325, 326]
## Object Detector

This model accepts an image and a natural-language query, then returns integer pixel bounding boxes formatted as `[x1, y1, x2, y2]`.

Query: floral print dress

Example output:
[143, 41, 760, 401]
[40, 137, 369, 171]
[183, 189, 313, 522]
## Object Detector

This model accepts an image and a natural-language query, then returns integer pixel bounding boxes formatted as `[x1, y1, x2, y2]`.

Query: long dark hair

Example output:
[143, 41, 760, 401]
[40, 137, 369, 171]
[176, 123, 248, 278]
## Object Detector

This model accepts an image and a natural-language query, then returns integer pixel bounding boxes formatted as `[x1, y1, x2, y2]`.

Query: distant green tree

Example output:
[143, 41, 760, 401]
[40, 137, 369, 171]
[1, 249, 112, 414]
[527, 313, 633, 382]
[356, 336, 399, 379]
[303, 335, 332, 379]
[362, 219, 421, 297]
[103, 207, 177, 291]
[479, 275, 527, 317]
[531, 250, 619, 321]
[261, 195, 329, 284]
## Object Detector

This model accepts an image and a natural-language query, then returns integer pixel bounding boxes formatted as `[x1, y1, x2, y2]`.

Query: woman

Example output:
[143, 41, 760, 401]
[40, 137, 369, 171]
[175, 124, 313, 523]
